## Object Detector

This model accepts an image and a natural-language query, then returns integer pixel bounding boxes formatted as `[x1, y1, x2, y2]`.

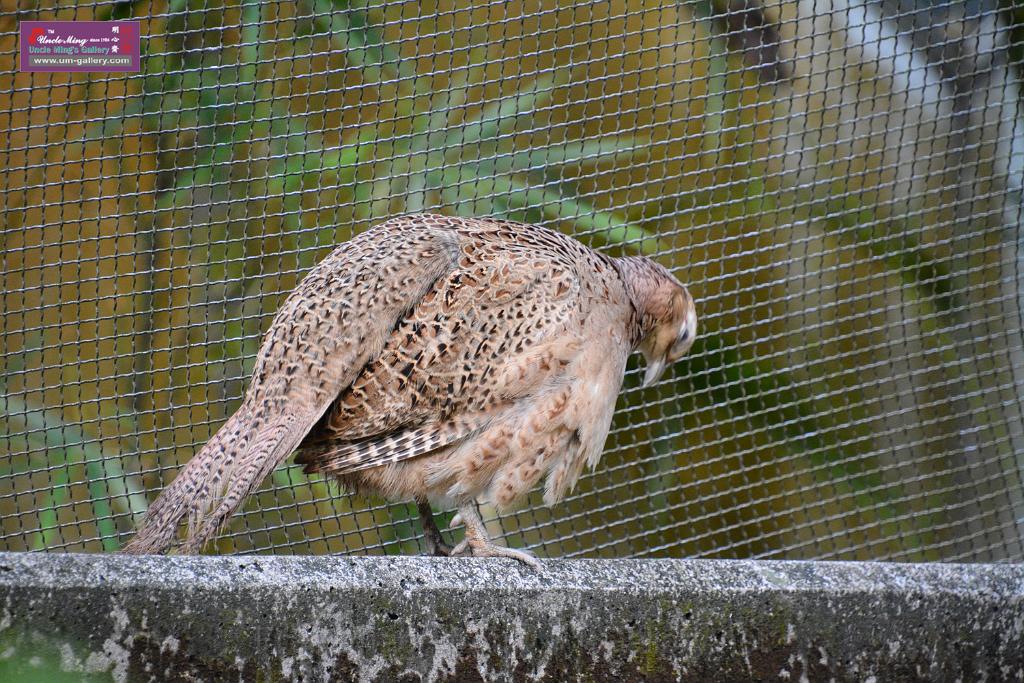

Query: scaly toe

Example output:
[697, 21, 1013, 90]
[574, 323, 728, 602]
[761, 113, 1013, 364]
[468, 541, 541, 569]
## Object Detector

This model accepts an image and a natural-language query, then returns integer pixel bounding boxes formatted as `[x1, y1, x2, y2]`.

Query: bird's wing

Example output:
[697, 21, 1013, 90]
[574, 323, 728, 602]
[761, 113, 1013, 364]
[295, 414, 492, 475]
[125, 216, 462, 553]
[295, 229, 585, 477]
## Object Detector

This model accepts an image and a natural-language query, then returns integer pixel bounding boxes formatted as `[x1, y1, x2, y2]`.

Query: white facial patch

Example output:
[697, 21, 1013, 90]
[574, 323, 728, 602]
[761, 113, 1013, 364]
[670, 305, 698, 359]
[678, 307, 697, 341]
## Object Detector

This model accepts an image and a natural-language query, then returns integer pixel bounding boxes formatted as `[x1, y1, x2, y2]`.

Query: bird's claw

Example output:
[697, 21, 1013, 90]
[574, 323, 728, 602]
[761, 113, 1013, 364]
[450, 537, 540, 569]
[446, 502, 541, 568]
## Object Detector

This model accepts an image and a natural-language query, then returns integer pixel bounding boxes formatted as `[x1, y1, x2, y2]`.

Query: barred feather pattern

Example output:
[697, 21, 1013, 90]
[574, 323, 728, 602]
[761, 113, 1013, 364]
[298, 415, 489, 477]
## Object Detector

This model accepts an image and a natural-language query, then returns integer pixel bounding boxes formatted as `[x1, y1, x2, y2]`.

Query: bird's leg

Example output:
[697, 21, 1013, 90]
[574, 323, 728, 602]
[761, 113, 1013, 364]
[416, 501, 453, 557]
[450, 501, 541, 569]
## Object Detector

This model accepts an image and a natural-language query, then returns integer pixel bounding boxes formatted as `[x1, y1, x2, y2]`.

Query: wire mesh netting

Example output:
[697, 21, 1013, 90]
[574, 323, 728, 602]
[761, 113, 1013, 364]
[2, 0, 1023, 563]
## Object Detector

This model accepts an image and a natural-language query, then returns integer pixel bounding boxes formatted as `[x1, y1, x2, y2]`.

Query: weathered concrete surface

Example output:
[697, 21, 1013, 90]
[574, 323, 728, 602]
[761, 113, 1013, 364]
[0, 553, 1021, 682]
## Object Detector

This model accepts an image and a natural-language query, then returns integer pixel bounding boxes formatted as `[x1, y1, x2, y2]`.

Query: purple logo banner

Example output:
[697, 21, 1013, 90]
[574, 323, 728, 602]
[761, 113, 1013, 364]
[20, 21, 141, 73]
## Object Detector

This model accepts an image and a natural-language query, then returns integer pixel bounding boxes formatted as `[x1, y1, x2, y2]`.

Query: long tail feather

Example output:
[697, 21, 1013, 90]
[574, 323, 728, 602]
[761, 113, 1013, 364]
[177, 410, 308, 554]
[122, 404, 253, 554]
[124, 401, 318, 555]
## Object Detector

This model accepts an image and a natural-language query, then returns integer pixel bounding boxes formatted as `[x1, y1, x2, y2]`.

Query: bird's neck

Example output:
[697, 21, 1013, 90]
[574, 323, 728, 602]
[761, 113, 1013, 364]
[612, 256, 658, 348]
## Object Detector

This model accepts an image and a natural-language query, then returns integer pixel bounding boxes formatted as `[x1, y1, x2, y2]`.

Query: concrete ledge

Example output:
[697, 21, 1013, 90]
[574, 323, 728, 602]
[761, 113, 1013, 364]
[0, 552, 1021, 681]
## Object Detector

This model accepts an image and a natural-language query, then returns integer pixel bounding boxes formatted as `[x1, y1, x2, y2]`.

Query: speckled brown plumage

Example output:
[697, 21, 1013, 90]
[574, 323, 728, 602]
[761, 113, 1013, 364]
[124, 213, 698, 564]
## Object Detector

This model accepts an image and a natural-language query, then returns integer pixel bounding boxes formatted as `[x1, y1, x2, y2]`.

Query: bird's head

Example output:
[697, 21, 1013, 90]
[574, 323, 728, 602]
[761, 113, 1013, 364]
[617, 256, 698, 387]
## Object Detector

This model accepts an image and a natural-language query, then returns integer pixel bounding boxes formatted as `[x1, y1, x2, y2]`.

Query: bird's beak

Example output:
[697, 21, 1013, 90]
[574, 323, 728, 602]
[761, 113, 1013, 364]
[642, 357, 666, 388]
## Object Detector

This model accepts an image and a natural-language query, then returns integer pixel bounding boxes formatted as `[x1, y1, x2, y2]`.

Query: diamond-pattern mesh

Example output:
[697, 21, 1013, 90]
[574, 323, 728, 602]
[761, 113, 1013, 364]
[2, 0, 1023, 562]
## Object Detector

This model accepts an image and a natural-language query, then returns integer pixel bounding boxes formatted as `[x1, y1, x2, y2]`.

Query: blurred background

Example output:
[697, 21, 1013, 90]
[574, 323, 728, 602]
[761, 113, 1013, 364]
[2, 0, 1023, 563]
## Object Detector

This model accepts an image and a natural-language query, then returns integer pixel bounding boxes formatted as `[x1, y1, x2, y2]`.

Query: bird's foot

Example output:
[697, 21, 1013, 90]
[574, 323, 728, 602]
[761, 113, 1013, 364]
[417, 501, 453, 557]
[450, 502, 541, 569]
[451, 537, 541, 569]
[424, 533, 454, 557]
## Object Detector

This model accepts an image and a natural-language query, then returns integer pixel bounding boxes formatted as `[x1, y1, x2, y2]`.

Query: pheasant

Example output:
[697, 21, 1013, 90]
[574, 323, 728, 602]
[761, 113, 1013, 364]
[123, 213, 698, 566]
